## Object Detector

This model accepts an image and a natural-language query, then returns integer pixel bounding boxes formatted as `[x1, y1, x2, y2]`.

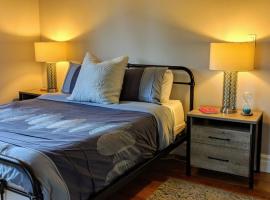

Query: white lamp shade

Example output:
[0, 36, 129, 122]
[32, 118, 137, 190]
[210, 42, 255, 71]
[34, 42, 67, 63]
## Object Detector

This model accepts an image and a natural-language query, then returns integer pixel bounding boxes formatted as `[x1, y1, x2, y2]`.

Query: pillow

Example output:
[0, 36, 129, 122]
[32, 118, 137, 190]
[120, 68, 144, 101]
[62, 63, 81, 94]
[61, 53, 100, 94]
[68, 53, 129, 104]
[138, 67, 173, 104]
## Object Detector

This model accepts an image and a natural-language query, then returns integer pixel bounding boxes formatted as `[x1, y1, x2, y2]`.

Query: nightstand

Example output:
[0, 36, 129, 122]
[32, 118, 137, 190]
[187, 109, 263, 189]
[19, 89, 48, 101]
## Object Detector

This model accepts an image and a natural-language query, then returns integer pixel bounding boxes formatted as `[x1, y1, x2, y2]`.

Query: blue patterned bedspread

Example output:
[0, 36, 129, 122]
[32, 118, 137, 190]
[0, 98, 161, 200]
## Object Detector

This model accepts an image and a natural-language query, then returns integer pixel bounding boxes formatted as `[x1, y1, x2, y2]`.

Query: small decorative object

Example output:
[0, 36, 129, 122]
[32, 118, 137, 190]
[199, 105, 219, 114]
[241, 92, 253, 116]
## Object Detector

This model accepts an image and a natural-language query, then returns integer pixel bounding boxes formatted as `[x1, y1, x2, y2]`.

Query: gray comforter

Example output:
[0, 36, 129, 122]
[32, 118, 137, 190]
[0, 97, 174, 200]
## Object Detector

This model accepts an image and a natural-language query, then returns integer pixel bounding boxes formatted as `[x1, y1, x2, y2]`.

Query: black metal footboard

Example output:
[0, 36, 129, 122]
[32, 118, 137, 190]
[0, 63, 195, 200]
[0, 155, 43, 200]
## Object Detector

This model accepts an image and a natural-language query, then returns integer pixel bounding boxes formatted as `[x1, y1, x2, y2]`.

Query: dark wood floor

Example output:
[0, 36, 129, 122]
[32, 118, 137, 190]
[110, 157, 270, 200]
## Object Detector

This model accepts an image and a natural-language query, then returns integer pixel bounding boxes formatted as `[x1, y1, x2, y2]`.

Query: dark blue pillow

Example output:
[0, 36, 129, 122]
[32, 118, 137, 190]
[120, 68, 144, 101]
[62, 63, 81, 94]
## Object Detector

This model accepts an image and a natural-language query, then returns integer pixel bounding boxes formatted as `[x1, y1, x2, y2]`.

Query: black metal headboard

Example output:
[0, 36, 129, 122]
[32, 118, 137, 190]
[127, 63, 195, 111]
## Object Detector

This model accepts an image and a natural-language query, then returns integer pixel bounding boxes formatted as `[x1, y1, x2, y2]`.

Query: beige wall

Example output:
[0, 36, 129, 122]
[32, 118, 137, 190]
[0, 0, 42, 103]
[39, 0, 270, 154]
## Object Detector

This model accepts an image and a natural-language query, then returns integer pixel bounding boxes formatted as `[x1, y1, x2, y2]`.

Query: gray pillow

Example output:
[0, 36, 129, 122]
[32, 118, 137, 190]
[139, 67, 173, 104]
[68, 53, 129, 104]
[120, 68, 144, 101]
[62, 63, 81, 94]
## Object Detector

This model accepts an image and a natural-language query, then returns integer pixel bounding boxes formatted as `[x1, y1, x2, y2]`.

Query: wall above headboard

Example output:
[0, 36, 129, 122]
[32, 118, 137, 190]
[39, 0, 270, 156]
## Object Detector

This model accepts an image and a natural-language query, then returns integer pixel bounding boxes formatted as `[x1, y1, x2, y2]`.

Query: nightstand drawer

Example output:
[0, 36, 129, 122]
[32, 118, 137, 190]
[191, 142, 249, 177]
[191, 125, 251, 150]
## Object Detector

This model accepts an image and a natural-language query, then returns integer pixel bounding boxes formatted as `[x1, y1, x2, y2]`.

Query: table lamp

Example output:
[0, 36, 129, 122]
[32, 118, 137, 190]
[209, 42, 255, 114]
[34, 42, 67, 93]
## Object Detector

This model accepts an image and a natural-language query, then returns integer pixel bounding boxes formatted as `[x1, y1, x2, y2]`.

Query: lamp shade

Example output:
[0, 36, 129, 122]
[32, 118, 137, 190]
[34, 42, 67, 63]
[209, 42, 255, 71]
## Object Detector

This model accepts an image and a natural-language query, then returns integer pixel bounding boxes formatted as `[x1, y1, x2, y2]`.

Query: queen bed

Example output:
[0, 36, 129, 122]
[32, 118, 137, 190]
[0, 63, 195, 200]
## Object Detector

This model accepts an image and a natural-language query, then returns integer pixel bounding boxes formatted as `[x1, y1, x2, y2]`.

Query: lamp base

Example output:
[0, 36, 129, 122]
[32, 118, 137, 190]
[221, 71, 238, 114]
[47, 63, 57, 93]
[47, 88, 58, 93]
[220, 106, 237, 114]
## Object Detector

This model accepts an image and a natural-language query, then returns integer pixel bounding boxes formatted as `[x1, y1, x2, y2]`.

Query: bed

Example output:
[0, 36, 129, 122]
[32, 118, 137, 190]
[0, 64, 195, 200]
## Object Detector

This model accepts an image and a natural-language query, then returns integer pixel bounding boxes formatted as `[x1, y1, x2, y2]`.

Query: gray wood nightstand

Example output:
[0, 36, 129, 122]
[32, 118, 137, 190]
[19, 89, 49, 101]
[187, 109, 263, 189]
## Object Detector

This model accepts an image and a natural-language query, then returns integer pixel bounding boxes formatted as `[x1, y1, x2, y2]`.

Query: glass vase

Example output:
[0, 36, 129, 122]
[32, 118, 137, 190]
[242, 92, 253, 115]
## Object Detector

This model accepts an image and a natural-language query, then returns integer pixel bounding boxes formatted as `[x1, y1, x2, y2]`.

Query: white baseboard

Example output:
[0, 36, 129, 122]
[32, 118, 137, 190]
[261, 154, 270, 173]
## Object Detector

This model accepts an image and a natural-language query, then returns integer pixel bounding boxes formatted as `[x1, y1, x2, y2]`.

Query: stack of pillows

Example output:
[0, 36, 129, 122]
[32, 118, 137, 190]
[62, 52, 174, 105]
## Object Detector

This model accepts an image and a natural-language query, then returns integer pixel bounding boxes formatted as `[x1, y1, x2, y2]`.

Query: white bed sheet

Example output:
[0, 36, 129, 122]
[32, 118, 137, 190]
[162, 100, 186, 136]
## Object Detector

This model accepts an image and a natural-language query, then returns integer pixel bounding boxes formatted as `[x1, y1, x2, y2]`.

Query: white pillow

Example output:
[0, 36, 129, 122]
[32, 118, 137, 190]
[160, 70, 174, 103]
[139, 67, 173, 104]
[68, 53, 128, 104]
[87, 52, 101, 64]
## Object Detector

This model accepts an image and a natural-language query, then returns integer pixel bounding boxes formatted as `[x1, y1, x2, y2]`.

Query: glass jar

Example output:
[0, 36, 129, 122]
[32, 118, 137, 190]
[242, 92, 253, 115]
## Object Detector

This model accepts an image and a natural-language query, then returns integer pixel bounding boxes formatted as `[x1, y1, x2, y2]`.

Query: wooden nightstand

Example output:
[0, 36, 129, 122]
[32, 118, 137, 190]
[19, 89, 48, 101]
[187, 109, 263, 189]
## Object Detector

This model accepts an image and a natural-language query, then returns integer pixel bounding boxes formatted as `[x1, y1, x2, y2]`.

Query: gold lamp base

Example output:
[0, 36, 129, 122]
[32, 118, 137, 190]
[47, 88, 58, 93]
[221, 71, 238, 114]
[220, 106, 237, 114]
[47, 63, 58, 93]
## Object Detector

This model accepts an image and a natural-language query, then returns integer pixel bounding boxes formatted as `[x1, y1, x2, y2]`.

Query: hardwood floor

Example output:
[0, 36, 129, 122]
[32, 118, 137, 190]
[110, 157, 270, 200]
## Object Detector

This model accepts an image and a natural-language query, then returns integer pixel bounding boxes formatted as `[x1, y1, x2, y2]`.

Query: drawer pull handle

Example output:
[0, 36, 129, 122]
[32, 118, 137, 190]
[208, 136, 230, 142]
[208, 156, 229, 163]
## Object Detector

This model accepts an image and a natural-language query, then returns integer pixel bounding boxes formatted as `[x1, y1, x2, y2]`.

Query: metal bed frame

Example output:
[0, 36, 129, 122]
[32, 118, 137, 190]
[0, 64, 195, 200]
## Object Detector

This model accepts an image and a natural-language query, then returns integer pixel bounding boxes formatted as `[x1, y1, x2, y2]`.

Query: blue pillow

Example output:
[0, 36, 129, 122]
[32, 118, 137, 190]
[61, 63, 81, 94]
[120, 68, 144, 101]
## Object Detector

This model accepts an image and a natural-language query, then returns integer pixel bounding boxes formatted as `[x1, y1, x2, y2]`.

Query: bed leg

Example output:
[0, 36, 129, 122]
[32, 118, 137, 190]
[0, 179, 6, 200]
[186, 116, 191, 176]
